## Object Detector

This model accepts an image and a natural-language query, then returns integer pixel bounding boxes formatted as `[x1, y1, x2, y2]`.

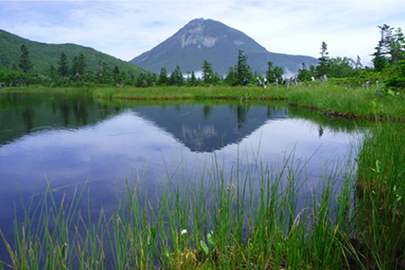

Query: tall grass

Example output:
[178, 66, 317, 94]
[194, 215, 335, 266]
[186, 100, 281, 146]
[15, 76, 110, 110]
[94, 83, 405, 119]
[0, 145, 365, 269]
[354, 120, 405, 269]
[93, 85, 286, 102]
[285, 83, 405, 119]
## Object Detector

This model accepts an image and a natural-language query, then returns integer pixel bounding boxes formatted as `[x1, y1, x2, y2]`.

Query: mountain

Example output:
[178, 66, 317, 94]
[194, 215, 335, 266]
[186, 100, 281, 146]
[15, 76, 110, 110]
[0, 29, 148, 76]
[130, 18, 318, 76]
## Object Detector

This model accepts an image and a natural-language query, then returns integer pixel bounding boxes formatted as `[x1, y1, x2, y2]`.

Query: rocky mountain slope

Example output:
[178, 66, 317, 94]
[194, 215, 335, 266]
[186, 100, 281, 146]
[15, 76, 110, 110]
[130, 18, 318, 76]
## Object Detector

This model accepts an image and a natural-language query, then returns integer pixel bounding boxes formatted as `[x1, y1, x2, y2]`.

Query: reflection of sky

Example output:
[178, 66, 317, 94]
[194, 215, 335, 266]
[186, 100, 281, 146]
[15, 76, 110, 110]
[0, 108, 360, 193]
[0, 107, 361, 253]
[2, 111, 359, 191]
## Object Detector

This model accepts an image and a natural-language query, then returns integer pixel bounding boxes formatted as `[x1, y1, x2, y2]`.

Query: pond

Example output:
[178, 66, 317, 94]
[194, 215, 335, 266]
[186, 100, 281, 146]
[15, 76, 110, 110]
[0, 90, 365, 263]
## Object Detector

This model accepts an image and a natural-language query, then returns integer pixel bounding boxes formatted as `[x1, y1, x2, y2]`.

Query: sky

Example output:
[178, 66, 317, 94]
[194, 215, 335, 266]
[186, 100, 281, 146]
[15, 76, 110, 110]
[1, 1, 405, 68]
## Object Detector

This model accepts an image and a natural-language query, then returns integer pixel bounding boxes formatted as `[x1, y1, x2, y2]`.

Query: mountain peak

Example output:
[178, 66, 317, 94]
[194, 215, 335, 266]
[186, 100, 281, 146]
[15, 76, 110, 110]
[130, 18, 317, 75]
[178, 18, 220, 49]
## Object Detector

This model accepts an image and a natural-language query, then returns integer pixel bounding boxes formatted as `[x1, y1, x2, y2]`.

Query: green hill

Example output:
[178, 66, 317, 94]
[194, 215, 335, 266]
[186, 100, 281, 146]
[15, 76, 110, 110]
[0, 29, 149, 76]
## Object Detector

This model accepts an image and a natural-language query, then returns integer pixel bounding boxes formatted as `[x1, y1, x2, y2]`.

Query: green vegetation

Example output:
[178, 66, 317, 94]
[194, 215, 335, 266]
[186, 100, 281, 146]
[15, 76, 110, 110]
[1, 23, 405, 269]
[1, 119, 404, 269]
[0, 144, 358, 269]
[354, 121, 405, 270]
[91, 82, 405, 121]
[0, 29, 149, 87]
[1, 24, 404, 89]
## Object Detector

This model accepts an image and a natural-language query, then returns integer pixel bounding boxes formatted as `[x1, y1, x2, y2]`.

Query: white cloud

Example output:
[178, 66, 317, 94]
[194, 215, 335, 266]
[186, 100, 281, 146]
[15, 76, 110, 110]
[1, 1, 405, 67]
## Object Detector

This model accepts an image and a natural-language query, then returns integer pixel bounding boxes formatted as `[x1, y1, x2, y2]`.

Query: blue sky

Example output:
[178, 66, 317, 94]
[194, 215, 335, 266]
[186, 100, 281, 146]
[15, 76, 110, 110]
[1, 1, 405, 67]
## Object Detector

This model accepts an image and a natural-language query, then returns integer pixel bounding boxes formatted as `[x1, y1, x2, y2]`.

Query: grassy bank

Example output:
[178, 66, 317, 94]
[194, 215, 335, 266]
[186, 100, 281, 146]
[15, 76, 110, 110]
[93, 83, 405, 120]
[354, 120, 405, 269]
[93, 85, 286, 101]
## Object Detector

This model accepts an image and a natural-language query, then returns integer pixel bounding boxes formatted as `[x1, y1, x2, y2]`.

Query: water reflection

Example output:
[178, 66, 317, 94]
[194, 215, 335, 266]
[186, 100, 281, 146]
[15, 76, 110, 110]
[131, 103, 288, 152]
[0, 92, 365, 264]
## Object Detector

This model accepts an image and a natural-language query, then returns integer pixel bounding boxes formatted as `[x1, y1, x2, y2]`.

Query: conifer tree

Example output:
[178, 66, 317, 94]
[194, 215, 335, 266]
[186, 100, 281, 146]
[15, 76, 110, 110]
[190, 71, 197, 86]
[19, 45, 34, 73]
[71, 53, 87, 79]
[236, 50, 252, 84]
[202, 60, 215, 85]
[317, 41, 329, 77]
[57, 52, 69, 79]
[158, 67, 168, 85]
[355, 55, 363, 71]
[225, 67, 238, 86]
[169, 65, 183, 86]
[266, 61, 276, 82]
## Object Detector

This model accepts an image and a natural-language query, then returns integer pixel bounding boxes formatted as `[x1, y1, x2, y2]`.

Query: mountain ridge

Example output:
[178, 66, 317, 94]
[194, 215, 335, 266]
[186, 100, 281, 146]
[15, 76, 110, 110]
[130, 18, 318, 76]
[0, 29, 148, 76]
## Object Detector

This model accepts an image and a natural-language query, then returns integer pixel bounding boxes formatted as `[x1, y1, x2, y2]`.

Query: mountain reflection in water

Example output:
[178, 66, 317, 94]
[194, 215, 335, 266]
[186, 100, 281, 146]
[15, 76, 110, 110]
[132, 104, 288, 152]
[0, 92, 363, 265]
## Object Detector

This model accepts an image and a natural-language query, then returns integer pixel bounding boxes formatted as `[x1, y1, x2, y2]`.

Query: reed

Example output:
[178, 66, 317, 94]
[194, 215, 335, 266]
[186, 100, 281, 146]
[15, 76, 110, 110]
[93, 83, 405, 120]
[93, 85, 286, 101]
[1, 144, 369, 269]
[354, 120, 405, 269]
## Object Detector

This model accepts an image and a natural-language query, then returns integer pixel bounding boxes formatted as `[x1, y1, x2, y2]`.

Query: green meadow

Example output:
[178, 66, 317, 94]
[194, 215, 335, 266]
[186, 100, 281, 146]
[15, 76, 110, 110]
[1, 83, 405, 269]
[93, 82, 405, 120]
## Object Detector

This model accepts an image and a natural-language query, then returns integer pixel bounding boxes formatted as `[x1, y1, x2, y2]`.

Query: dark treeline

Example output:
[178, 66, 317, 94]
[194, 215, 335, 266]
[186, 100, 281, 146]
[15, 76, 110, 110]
[1, 24, 404, 89]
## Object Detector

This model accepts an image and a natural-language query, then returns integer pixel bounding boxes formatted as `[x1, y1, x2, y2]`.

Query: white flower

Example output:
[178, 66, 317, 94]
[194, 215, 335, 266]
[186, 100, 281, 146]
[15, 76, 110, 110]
[181, 229, 188, 235]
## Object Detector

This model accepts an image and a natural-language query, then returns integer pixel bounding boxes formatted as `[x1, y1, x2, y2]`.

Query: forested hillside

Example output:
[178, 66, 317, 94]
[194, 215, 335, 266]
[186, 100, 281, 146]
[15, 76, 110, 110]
[0, 29, 148, 77]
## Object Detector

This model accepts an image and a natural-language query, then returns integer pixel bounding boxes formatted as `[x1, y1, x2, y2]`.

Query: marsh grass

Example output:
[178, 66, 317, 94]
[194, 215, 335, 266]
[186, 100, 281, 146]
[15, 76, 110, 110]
[2, 85, 405, 269]
[354, 120, 405, 269]
[93, 85, 286, 102]
[0, 144, 368, 270]
[284, 83, 405, 119]
[94, 83, 405, 119]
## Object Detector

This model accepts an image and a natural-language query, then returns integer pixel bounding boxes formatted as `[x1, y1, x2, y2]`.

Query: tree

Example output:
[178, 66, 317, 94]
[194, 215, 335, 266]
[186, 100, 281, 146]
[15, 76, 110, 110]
[384, 59, 405, 89]
[71, 53, 87, 80]
[225, 67, 238, 86]
[146, 73, 157, 87]
[169, 65, 184, 86]
[266, 61, 276, 83]
[377, 24, 394, 56]
[389, 27, 405, 64]
[57, 52, 69, 79]
[96, 61, 111, 84]
[328, 57, 355, 78]
[372, 47, 387, 72]
[19, 45, 34, 74]
[297, 63, 314, 82]
[136, 73, 148, 87]
[49, 64, 57, 80]
[189, 71, 197, 86]
[316, 41, 329, 77]
[112, 66, 120, 86]
[202, 60, 215, 85]
[355, 55, 363, 72]
[372, 24, 393, 70]
[273, 66, 284, 82]
[236, 50, 252, 85]
[158, 67, 168, 86]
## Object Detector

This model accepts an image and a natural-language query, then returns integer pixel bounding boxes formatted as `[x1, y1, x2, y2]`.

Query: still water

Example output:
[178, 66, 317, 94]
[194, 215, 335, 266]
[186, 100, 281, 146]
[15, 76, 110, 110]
[0, 91, 363, 254]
